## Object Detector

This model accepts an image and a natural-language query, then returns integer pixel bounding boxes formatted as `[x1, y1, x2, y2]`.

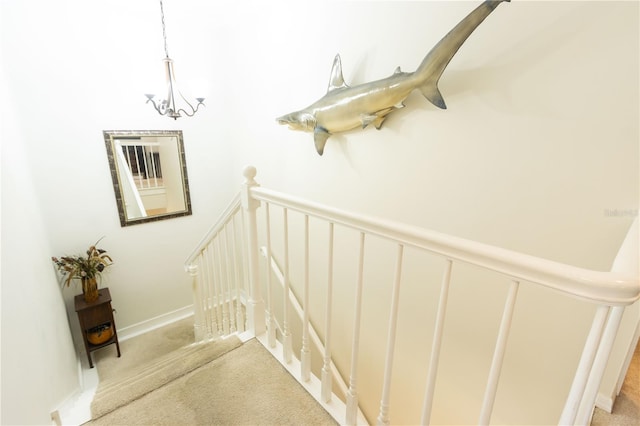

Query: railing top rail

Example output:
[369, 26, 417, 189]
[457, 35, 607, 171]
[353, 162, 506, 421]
[250, 186, 639, 306]
[184, 192, 242, 270]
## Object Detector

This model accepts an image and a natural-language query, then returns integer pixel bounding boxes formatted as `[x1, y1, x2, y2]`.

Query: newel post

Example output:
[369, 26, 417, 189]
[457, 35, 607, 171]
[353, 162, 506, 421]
[241, 166, 266, 336]
[187, 264, 206, 341]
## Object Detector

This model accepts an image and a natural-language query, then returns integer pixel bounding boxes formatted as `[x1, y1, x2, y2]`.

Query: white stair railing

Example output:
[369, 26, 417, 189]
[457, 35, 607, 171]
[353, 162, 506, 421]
[185, 166, 639, 425]
[185, 193, 246, 340]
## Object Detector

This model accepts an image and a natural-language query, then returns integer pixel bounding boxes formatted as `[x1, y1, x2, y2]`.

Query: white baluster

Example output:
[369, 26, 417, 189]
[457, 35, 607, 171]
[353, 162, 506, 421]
[209, 241, 222, 335]
[421, 258, 453, 424]
[131, 145, 144, 188]
[208, 244, 220, 337]
[140, 145, 151, 188]
[198, 251, 209, 337]
[231, 216, 246, 333]
[559, 305, 609, 424]
[376, 244, 404, 426]
[223, 224, 237, 333]
[241, 165, 265, 336]
[346, 232, 366, 426]
[148, 144, 159, 187]
[123, 145, 134, 185]
[301, 215, 311, 382]
[282, 208, 293, 363]
[479, 280, 520, 425]
[239, 208, 251, 327]
[265, 203, 277, 348]
[215, 236, 230, 336]
[575, 306, 625, 425]
[201, 246, 214, 338]
[321, 222, 335, 403]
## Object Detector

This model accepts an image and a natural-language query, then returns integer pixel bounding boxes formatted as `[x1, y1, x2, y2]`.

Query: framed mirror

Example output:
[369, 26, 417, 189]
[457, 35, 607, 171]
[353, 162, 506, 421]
[103, 130, 192, 226]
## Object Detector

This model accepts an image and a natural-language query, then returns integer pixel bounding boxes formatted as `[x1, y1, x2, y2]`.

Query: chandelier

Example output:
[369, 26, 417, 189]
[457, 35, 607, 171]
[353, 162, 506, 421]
[145, 0, 204, 119]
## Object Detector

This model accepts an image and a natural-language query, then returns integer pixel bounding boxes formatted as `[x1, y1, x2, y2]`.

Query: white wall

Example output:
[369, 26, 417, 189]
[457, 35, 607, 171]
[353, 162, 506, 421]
[1, 1, 235, 422]
[1, 0, 637, 424]
[229, 0, 638, 267]
[222, 1, 638, 424]
[1, 0, 236, 328]
[1, 70, 79, 424]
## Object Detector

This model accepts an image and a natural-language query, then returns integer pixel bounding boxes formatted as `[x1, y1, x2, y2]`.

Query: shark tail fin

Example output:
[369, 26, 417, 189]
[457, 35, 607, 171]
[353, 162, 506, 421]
[420, 81, 447, 110]
[414, 0, 510, 110]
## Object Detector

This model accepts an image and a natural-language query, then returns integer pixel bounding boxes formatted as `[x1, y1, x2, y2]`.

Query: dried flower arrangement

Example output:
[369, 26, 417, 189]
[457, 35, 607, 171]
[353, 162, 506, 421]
[52, 238, 113, 302]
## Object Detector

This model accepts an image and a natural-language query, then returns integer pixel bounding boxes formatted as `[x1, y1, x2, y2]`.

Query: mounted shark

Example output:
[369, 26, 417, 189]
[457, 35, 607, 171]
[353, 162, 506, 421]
[276, 0, 510, 156]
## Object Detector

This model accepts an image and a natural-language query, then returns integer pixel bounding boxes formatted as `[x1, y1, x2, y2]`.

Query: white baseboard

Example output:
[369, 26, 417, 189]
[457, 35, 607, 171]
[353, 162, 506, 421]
[118, 305, 194, 342]
[616, 319, 640, 395]
[596, 312, 640, 415]
[255, 333, 368, 426]
[56, 358, 99, 426]
[595, 392, 614, 413]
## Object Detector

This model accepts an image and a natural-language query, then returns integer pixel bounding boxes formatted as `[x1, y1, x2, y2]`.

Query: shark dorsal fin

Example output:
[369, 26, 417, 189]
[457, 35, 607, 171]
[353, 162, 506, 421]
[327, 54, 349, 92]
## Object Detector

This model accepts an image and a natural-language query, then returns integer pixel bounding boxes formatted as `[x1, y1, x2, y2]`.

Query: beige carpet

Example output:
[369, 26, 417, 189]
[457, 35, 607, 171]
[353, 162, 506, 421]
[85, 318, 337, 425]
[592, 340, 640, 425]
[92, 316, 197, 383]
[91, 337, 243, 419]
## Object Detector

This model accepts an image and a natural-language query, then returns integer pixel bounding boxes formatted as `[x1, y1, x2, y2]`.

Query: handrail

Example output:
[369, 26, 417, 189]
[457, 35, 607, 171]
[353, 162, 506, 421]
[185, 167, 638, 425]
[250, 186, 639, 306]
[184, 192, 241, 270]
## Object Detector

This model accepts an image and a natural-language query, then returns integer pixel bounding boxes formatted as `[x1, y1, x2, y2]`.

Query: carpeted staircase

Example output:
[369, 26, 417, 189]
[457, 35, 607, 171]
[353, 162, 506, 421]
[84, 317, 637, 425]
[90, 336, 242, 419]
[85, 317, 337, 425]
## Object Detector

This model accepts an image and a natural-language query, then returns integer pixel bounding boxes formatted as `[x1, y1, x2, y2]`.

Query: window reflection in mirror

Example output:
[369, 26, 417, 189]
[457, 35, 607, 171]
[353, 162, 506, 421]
[103, 130, 192, 226]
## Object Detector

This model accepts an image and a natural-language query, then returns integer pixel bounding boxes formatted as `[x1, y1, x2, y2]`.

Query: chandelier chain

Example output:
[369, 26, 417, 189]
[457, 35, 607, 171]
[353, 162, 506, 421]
[159, 0, 169, 58]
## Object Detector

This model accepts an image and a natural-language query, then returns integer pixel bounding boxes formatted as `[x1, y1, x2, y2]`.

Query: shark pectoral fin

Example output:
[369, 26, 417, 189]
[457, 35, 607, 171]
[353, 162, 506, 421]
[314, 128, 331, 156]
[360, 114, 378, 129]
[420, 82, 447, 110]
[373, 116, 387, 130]
[364, 107, 400, 130]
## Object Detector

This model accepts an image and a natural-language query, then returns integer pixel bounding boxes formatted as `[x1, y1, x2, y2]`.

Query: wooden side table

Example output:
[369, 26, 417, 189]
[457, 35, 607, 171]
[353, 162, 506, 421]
[74, 287, 121, 368]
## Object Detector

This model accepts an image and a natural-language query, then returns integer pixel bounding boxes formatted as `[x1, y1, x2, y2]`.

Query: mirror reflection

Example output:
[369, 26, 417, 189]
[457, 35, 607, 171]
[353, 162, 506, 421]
[103, 130, 192, 226]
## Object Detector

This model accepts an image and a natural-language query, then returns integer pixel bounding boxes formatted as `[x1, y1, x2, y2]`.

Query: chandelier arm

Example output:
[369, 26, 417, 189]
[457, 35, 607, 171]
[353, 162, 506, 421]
[146, 97, 167, 116]
[175, 105, 203, 118]
[174, 90, 204, 117]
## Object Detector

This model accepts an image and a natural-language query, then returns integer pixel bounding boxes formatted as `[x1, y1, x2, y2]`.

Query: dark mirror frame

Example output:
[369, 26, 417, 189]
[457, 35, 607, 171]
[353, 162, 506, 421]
[103, 130, 193, 227]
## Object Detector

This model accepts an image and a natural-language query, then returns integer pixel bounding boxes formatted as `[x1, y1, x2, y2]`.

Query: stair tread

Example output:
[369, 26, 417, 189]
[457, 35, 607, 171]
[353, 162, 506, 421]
[91, 336, 242, 419]
[96, 341, 210, 393]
